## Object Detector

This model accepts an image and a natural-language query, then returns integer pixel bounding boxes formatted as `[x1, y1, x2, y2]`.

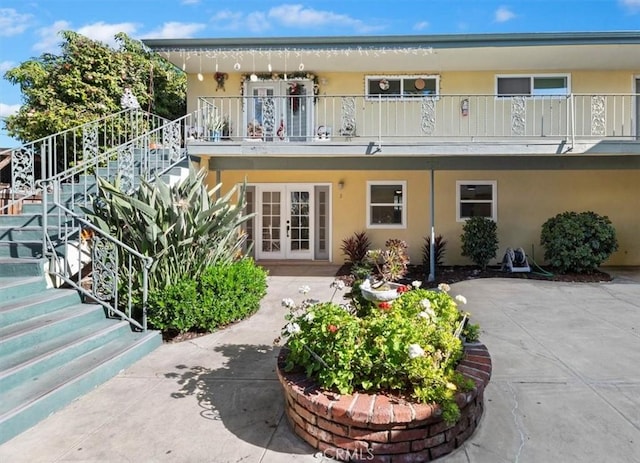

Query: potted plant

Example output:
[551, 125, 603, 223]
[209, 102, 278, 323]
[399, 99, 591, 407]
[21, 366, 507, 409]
[206, 112, 224, 142]
[359, 239, 410, 302]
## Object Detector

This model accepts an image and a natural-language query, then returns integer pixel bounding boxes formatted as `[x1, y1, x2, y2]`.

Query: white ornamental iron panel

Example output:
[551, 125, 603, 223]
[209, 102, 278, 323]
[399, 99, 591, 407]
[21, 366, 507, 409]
[117, 143, 135, 195]
[162, 120, 182, 162]
[92, 235, 118, 302]
[421, 97, 436, 135]
[591, 96, 606, 136]
[262, 97, 276, 139]
[511, 96, 526, 136]
[340, 97, 356, 136]
[11, 146, 36, 194]
[83, 121, 99, 161]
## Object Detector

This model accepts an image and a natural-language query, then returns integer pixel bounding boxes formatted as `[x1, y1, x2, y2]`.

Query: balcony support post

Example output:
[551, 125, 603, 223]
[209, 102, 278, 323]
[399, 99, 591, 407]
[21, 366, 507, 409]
[428, 169, 436, 282]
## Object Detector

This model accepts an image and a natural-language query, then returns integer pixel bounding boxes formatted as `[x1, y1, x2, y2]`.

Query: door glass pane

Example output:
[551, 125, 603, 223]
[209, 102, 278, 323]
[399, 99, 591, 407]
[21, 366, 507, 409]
[261, 191, 281, 252]
[289, 190, 310, 252]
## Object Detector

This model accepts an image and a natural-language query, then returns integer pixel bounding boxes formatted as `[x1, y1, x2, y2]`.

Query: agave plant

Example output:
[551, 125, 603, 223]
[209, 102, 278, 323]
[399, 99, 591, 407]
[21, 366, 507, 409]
[84, 166, 252, 293]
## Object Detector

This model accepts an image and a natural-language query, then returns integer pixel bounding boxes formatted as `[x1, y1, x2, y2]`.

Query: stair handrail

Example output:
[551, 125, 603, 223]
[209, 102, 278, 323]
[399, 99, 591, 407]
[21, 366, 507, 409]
[39, 110, 199, 330]
[41, 198, 153, 331]
[0, 108, 170, 214]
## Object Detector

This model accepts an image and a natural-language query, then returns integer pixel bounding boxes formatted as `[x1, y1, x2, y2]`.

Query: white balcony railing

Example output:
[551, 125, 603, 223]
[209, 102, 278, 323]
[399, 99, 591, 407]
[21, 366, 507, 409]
[194, 94, 639, 145]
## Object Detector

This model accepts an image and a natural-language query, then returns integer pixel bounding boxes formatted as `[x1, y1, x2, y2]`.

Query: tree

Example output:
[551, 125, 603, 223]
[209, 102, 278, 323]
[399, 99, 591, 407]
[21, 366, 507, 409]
[3, 31, 186, 145]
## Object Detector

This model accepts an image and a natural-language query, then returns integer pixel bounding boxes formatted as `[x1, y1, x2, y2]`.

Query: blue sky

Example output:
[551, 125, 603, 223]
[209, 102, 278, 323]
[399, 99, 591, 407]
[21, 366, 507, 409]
[1, 0, 639, 147]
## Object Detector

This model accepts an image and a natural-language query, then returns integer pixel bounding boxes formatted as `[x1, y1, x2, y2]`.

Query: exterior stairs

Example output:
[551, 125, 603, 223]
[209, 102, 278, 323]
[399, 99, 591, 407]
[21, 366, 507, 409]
[0, 116, 189, 444]
[0, 261, 161, 444]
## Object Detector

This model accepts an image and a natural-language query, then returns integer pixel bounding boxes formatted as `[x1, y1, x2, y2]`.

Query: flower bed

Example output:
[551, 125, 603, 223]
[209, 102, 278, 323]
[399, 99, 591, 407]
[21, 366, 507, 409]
[277, 343, 491, 462]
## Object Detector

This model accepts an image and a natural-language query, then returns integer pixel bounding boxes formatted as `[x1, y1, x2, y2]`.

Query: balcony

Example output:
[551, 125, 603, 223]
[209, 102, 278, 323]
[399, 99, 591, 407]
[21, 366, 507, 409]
[187, 94, 640, 158]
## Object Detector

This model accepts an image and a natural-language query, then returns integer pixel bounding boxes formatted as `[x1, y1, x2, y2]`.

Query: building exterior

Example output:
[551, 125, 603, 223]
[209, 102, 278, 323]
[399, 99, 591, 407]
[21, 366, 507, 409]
[144, 32, 640, 268]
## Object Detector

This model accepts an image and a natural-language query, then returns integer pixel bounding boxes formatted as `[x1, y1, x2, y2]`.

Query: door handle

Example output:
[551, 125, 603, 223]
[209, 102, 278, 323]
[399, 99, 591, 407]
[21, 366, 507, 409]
[286, 220, 290, 238]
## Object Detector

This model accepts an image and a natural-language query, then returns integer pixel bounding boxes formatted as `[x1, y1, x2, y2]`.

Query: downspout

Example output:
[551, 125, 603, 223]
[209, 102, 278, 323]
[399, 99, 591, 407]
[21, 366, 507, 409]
[428, 169, 435, 282]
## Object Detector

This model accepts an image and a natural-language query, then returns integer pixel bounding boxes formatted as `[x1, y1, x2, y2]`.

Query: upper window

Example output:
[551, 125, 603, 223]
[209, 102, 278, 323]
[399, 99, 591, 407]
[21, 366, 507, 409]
[456, 181, 497, 222]
[367, 181, 406, 228]
[366, 75, 439, 99]
[496, 75, 569, 97]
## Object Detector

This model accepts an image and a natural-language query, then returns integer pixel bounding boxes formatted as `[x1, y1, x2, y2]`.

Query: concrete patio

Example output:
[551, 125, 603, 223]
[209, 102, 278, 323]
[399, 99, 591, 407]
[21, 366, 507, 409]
[0, 268, 639, 462]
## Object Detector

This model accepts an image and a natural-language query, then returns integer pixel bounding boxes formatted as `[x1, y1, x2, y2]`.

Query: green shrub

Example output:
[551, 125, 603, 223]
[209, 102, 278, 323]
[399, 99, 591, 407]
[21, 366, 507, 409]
[422, 234, 447, 268]
[147, 258, 267, 333]
[460, 217, 498, 270]
[197, 258, 268, 330]
[147, 279, 200, 333]
[540, 211, 618, 273]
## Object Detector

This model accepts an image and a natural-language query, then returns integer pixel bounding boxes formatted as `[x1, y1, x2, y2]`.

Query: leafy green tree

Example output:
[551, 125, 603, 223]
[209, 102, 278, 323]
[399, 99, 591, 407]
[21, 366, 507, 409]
[3, 30, 185, 144]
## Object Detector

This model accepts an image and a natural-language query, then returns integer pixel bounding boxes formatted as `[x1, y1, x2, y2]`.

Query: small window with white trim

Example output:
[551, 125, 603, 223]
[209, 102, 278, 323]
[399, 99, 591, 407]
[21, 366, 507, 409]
[456, 181, 497, 222]
[366, 75, 439, 99]
[367, 181, 406, 228]
[496, 75, 569, 97]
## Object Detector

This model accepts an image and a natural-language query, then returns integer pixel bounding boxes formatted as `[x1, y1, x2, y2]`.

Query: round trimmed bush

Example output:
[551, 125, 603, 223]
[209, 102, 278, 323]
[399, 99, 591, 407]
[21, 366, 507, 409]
[460, 216, 498, 270]
[540, 211, 618, 274]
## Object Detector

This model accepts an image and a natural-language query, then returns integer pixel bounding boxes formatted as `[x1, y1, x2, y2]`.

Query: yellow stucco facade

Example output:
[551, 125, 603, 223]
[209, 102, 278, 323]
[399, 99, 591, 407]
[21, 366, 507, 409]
[206, 168, 639, 267]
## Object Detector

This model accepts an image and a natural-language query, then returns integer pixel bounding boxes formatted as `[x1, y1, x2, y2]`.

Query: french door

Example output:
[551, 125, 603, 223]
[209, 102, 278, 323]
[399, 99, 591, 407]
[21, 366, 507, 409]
[257, 185, 314, 260]
[245, 80, 314, 141]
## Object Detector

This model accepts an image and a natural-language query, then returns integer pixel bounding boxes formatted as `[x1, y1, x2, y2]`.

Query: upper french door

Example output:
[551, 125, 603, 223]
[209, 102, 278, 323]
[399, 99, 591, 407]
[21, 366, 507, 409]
[245, 80, 314, 141]
[257, 185, 314, 260]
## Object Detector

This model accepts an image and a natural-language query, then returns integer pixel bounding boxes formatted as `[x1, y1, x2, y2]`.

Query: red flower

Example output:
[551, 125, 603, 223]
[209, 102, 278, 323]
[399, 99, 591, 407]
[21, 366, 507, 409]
[378, 302, 391, 311]
[327, 324, 338, 333]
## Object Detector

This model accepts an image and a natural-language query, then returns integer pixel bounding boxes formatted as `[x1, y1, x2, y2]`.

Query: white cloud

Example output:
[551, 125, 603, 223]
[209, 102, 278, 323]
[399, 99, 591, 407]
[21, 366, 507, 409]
[621, 0, 640, 11]
[413, 21, 430, 31]
[77, 22, 139, 47]
[267, 4, 373, 32]
[0, 61, 16, 73]
[0, 8, 32, 37]
[211, 9, 250, 31]
[245, 12, 270, 34]
[0, 103, 21, 118]
[181, 0, 200, 4]
[495, 6, 516, 23]
[33, 20, 71, 53]
[142, 22, 206, 39]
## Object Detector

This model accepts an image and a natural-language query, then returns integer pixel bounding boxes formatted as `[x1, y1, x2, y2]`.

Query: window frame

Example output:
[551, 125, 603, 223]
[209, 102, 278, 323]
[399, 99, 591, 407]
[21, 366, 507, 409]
[495, 74, 571, 98]
[456, 180, 497, 222]
[365, 75, 440, 101]
[366, 180, 407, 229]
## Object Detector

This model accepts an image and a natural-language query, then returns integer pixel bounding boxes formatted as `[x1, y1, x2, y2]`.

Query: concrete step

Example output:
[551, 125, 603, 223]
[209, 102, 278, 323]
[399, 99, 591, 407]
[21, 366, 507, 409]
[0, 302, 103, 357]
[0, 259, 46, 278]
[0, 225, 65, 242]
[0, 214, 73, 227]
[0, 319, 131, 392]
[0, 241, 44, 258]
[0, 288, 82, 326]
[0, 327, 161, 444]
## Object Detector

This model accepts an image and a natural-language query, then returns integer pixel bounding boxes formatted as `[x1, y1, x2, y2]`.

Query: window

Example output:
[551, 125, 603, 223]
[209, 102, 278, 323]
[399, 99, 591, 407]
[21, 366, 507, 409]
[366, 75, 439, 99]
[496, 75, 569, 97]
[367, 181, 406, 228]
[456, 181, 497, 222]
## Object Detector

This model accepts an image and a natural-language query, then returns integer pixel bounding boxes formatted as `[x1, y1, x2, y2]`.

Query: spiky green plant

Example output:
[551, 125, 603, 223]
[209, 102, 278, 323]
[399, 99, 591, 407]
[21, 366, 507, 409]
[84, 166, 252, 294]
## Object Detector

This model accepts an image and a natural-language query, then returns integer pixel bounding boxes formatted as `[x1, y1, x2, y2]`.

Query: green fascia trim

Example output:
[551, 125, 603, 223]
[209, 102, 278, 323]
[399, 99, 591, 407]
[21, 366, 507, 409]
[143, 31, 640, 52]
[208, 155, 640, 171]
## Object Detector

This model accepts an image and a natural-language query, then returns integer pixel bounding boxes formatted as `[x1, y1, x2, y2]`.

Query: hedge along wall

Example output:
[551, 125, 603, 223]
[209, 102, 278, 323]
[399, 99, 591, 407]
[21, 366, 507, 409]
[277, 344, 492, 462]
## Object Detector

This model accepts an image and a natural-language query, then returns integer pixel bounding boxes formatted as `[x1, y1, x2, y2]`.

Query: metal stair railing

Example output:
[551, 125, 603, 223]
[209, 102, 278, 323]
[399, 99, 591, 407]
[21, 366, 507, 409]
[0, 108, 170, 215]
[39, 111, 197, 330]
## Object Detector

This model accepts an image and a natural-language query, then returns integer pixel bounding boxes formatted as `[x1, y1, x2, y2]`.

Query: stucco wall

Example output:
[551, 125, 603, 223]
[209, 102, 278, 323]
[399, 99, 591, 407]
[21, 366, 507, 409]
[208, 168, 639, 267]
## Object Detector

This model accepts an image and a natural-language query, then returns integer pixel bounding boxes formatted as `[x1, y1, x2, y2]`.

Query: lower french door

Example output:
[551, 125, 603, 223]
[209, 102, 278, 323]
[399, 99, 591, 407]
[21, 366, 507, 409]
[257, 184, 314, 260]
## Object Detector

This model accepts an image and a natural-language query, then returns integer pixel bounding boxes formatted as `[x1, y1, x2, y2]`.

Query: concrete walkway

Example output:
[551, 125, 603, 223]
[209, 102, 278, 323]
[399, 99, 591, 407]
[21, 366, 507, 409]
[1, 270, 639, 462]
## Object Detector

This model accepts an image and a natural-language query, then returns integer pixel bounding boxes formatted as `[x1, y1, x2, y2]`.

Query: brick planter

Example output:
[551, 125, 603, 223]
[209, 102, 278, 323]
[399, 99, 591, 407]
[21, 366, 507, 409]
[277, 343, 491, 462]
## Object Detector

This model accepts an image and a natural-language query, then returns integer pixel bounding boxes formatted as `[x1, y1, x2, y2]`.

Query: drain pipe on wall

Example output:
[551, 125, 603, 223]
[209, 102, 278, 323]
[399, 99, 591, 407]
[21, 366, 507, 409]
[428, 169, 436, 282]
